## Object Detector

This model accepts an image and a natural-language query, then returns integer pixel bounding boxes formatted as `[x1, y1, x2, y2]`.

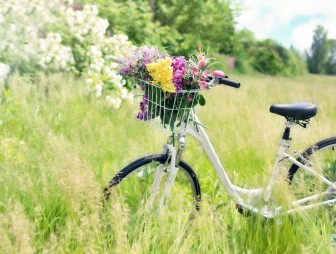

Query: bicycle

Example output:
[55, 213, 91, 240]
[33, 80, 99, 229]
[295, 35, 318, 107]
[103, 74, 336, 219]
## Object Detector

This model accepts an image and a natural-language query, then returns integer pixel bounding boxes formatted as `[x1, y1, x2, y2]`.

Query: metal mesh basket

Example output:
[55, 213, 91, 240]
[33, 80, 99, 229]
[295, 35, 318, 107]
[137, 83, 200, 132]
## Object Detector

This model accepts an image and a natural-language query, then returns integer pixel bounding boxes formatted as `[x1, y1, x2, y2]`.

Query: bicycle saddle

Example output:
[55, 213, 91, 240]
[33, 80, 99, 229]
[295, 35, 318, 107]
[269, 102, 317, 120]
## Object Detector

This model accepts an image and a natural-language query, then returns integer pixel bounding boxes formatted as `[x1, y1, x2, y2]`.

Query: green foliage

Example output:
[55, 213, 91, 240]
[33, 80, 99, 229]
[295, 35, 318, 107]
[232, 28, 256, 73]
[250, 39, 285, 75]
[286, 47, 308, 75]
[248, 39, 306, 76]
[152, 0, 235, 55]
[232, 30, 306, 76]
[87, 0, 154, 44]
[85, 0, 235, 56]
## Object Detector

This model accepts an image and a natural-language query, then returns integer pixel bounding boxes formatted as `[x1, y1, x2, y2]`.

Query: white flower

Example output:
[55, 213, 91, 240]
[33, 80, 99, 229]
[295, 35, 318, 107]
[2, 6, 9, 14]
[111, 74, 124, 88]
[126, 93, 134, 103]
[106, 96, 122, 109]
[36, 33, 74, 71]
[92, 5, 99, 15]
[95, 84, 103, 97]
[120, 88, 128, 99]
[45, 56, 52, 63]
[89, 45, 102, 58]
[98, 18, 109, 30]
[54, 33, 62, 43]
[0, 63, 11, 83]
[9, 23, 16, 32]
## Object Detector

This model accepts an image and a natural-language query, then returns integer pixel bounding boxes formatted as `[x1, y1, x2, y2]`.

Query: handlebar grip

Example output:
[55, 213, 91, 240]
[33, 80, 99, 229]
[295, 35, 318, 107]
[217, 77, 241, 88]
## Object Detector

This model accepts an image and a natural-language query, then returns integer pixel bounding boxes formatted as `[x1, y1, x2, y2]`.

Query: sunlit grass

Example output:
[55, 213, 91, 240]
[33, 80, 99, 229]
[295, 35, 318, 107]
[0, 73, 335, 253]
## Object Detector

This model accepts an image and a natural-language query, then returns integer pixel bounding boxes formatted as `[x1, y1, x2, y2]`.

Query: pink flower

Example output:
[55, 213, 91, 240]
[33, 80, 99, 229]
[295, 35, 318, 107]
[192, 68, 199, 78]
[199, 80, 207, 89]
[199, 60, 206, 67]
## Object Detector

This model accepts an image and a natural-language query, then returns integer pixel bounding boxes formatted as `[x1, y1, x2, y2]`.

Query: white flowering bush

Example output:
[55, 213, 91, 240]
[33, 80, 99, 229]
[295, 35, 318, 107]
[0, 0, 134, 109]
[65, 5, 108, 44]
[85, 35, 134, 108]
[0, 0, 60, 69]
[36, 33, 74, 71]
[63, 5, 134, 108]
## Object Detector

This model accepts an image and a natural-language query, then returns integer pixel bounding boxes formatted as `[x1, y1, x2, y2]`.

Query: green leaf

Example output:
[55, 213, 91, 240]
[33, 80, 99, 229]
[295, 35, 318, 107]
[197, 94, 206, 106]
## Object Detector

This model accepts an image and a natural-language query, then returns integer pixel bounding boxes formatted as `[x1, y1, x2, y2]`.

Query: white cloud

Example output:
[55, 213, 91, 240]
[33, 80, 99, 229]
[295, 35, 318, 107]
[236, 0, 336, 50]
[291, 19, 336, 52]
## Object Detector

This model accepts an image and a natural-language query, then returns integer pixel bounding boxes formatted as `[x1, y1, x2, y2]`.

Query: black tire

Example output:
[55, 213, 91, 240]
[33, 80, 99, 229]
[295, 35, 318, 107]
[104, 154, 201, 213]
[288, 137, 336, 200]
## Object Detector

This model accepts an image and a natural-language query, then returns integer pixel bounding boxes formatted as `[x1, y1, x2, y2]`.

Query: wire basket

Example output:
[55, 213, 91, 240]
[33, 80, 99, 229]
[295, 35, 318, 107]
[136, 82, 200, 132]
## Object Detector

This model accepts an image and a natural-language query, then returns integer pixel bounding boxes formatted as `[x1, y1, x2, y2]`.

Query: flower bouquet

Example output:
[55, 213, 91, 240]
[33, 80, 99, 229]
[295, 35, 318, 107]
[118, 46, 213, 132]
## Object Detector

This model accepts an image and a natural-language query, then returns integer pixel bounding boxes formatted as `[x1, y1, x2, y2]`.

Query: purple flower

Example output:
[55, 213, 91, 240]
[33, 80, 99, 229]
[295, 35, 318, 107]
[137, 93, 150, 120]
[172, 56, 187, 91]
[142, 46, 159, 64]
[120, 62, 131, 75]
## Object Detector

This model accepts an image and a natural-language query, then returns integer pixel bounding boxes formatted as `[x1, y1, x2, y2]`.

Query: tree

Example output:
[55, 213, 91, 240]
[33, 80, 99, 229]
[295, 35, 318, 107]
[250, 40, 284, 75]
[248, 39, 306, 76]
[306, 25, 328, 74]
[326, 39, 336, 75]
[232, 28, 256, 73]
[133, 0, 235, 55]
[85, 0, 236, 56]
[286, 47, 307, 75]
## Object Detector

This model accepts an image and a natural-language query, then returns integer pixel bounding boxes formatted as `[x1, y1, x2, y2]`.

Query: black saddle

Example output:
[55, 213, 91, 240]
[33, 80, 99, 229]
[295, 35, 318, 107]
[270, 102, 317, 120]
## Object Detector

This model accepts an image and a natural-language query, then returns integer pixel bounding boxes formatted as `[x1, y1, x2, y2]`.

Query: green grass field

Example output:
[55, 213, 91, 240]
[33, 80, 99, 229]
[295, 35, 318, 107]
[0, 73, 335, 253]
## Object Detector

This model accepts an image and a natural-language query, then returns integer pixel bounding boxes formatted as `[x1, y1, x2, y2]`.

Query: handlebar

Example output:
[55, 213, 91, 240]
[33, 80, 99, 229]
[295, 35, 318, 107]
[206, 76, 241, 89]
[216, 77, 241, 88]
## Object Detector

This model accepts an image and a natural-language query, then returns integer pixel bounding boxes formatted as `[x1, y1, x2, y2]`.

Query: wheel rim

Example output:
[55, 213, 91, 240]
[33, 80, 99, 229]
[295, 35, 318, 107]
[291, 143, 336, 202]
[108, 160, 199, 217]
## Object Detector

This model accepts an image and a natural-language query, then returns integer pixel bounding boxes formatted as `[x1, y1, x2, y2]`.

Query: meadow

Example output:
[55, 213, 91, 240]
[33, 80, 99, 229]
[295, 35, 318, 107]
[0, 73, 335, 253]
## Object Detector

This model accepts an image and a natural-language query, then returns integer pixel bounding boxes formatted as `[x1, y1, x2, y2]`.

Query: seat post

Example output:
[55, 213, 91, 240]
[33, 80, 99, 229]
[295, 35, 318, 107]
[280, 119, 296, 147]
[282, 126, 291, 141]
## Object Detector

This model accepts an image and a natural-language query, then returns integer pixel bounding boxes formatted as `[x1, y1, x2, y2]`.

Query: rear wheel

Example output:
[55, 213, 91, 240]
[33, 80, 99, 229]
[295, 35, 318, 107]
[288, 137, 336, 201]
[104, 154, 201, 216]
[288, 137, 336, 247]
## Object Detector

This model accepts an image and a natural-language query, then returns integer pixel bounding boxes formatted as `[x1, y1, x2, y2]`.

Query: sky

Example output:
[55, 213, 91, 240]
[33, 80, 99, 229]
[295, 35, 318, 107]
[235, 0, 336, 52]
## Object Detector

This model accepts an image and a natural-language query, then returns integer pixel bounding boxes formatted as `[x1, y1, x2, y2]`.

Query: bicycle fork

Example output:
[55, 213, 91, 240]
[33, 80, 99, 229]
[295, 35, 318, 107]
[149, 134, 186, 212]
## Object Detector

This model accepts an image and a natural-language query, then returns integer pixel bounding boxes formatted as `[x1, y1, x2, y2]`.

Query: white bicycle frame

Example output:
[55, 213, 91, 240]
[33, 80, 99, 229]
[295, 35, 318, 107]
[154, 110, 336, 218]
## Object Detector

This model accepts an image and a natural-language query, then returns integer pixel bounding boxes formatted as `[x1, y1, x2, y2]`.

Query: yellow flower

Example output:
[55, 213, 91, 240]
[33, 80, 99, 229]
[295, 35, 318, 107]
[146, 57, 175, 93]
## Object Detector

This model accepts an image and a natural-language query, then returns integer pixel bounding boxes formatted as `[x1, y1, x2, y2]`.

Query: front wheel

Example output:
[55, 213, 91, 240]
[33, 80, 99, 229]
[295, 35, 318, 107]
[104, 154, 201, 215]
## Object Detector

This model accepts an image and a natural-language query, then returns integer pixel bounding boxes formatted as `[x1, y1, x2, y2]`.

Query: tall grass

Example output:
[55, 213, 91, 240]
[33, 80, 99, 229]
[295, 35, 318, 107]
[0, 73, 335, 253]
